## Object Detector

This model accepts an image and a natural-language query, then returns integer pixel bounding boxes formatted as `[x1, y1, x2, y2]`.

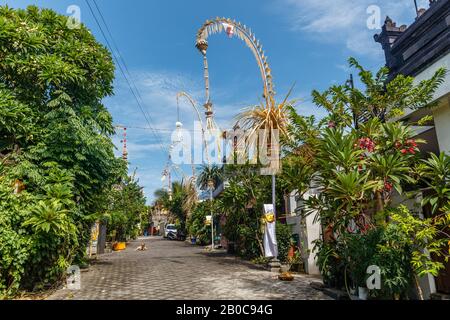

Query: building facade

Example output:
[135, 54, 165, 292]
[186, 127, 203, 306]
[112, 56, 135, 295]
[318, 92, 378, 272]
[375, 0, 450, 296]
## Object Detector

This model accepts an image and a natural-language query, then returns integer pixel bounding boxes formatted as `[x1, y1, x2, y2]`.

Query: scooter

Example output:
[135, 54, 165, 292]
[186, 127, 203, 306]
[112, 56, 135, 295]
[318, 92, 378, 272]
[176, 230, 186, 241]
[167, 231, 177, 240]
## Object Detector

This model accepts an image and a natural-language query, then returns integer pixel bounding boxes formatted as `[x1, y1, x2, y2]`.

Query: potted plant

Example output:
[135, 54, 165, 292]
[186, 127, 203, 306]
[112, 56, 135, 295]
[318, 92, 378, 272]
[345, 230, 382, 300]
[289, 250, 304, 273]
[288, 243, 295, 260]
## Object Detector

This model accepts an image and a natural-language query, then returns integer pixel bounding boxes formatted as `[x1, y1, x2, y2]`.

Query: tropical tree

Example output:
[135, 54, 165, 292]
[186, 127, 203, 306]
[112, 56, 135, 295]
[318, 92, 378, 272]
[196, 164, 223, 190]
[312, 57, 446, 125]
[0, 5, 132, 296]
[154, 179, 197, 232]
[418, 152, 450, 215]
[284, 57, 448, 299]
[107, 175, 147, 242]
[182, 177, 198, 217]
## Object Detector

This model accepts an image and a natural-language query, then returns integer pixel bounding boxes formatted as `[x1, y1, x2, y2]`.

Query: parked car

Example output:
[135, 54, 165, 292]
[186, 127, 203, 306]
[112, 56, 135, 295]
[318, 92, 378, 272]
[164, 224, 177, 238]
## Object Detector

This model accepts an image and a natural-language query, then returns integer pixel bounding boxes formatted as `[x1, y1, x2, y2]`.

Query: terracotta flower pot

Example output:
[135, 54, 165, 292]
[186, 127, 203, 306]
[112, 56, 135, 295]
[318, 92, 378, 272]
[288, 245, 295, 259]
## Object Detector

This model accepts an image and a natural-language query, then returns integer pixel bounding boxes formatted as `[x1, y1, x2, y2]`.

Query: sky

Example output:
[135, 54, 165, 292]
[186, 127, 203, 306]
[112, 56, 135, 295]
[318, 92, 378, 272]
[1, 0, 431, 203]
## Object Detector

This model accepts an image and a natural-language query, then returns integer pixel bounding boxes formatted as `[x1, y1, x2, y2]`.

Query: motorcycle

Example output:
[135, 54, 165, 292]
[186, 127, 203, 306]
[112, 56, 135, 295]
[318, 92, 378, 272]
[167, 231, 177, 240]
[167, 230, 186, 241]
[176, 230, 186, 241]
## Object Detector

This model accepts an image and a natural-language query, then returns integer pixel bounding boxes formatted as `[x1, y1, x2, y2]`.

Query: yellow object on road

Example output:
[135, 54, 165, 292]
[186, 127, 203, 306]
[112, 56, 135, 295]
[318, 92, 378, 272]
[113, 242, 126, 251]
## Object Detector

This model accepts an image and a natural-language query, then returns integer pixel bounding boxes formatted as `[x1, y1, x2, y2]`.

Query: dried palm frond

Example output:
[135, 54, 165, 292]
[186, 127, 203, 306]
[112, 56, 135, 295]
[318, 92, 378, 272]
[233, 88, 295, 167]
[182, 176, 198, 217]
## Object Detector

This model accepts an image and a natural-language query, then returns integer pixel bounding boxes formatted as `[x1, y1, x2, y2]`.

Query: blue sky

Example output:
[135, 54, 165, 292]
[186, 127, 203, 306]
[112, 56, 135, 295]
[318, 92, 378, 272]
[2, 0, 430, 203]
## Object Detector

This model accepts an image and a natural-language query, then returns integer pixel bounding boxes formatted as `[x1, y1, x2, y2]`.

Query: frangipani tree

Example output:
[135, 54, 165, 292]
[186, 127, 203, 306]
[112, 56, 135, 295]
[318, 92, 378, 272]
[286, 58, 449, 299]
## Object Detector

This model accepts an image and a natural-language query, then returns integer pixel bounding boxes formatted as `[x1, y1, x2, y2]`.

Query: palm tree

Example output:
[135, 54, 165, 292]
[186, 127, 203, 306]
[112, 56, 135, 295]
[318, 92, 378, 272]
[182, 177, 198, 217]
[196, 164, 223, 191]
[153, 188, 169, 199]
[153, 188, 169, 207]
[196, 164, 223, 250]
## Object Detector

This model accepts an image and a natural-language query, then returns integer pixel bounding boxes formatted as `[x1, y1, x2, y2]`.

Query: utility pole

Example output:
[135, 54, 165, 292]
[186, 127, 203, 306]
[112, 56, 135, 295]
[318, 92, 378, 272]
[115, 125, 129, 167]
[208, 179, 215, 251]
[414, 0, 419, 16]
[347, 74, 358, 130]
[210, 186, 214, 250]
[168, 157, 172, 201]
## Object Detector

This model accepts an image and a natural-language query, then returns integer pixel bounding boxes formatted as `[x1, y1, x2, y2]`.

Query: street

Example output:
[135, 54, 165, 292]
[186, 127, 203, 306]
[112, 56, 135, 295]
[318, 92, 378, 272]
[47, 237, 332, 300]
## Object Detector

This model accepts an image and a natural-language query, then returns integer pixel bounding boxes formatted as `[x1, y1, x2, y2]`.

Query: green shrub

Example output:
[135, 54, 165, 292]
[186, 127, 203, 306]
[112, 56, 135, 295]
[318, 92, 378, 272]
[314, 239, 346, 289]
[187, 202, 211, 245]
[344, 228, 382, 287]
[276, 222, 293, 263]
[372, 224, 414, 299]
[0, 5, 142, 297]
[0, 227, 30, 298]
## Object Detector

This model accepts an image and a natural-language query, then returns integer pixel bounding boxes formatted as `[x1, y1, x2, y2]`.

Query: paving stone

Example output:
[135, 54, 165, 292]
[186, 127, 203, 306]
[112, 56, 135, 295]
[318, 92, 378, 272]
[47, 237, 332, 300]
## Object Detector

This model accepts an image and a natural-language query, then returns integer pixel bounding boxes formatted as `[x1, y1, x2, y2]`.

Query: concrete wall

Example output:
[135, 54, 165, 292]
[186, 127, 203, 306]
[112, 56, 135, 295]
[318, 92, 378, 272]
[287, 189, 321, 276]
[433, 97, 450, 153]
[413, 53, 450, 102]
[394, 53, 450, 151]
[415, 52, 450, 153]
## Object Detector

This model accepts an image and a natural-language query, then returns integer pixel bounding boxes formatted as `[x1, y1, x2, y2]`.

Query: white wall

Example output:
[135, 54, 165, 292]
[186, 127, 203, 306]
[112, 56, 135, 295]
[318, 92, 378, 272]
[413, 53, 450, 101]
[415, 53, 450, 153]
[433, 98, 450, 153]
[287, 189, 322, 275]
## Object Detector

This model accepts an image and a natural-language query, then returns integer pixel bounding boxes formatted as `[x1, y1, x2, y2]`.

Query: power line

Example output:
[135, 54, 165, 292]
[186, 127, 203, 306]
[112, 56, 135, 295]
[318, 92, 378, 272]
[84, 0, 180, 180]
[113, 124, 209, 132]
[84, 0, 169, 156]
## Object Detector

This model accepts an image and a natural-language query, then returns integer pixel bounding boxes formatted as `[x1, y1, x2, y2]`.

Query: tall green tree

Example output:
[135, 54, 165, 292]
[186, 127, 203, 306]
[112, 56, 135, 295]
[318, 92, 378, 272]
[0, 5, 128, 296]
[196, 164, 223, 191]
[286, 58, 448, 299]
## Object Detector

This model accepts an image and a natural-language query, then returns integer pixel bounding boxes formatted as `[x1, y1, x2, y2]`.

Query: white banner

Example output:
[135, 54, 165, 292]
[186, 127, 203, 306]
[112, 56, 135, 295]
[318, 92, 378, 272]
[263, 204, 278, 258]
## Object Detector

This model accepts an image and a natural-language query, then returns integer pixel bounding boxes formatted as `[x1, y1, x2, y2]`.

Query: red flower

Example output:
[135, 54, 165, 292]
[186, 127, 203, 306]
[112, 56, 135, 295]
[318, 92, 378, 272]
[395, 141, 402, 149]
[384, 180, 393, 192]
[406, 139, 418, 148]
[358, 137, 375, 152]
[408, 147, 415, 154]
[400, 149, 407, 154]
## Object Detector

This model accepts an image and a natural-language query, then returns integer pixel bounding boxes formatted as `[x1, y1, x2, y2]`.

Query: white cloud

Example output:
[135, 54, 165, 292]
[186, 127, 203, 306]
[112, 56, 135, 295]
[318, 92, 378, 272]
[276, 0, 431, 59]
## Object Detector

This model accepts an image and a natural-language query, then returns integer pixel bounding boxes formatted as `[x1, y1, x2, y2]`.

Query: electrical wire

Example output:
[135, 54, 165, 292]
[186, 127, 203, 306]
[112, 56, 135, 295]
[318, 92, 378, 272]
[84, 0, 180, 179]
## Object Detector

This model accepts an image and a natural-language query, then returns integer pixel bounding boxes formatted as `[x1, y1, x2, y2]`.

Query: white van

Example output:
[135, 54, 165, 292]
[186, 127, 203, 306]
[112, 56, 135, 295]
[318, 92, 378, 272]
[164, 224, 177, 238]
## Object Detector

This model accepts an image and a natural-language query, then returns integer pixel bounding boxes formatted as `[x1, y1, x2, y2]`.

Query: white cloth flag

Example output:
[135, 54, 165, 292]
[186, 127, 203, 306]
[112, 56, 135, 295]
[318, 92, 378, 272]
[222, 22, 234, 38]
[263, 204, 278, 258]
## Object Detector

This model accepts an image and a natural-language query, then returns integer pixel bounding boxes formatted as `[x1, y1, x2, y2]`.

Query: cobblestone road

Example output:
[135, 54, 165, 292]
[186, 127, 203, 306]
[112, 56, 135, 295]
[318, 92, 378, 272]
[47, 237, 332, 300]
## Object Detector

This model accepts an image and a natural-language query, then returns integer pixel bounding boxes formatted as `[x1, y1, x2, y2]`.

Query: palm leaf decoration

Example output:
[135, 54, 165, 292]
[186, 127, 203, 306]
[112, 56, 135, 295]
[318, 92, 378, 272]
[234, 88, 295, 170]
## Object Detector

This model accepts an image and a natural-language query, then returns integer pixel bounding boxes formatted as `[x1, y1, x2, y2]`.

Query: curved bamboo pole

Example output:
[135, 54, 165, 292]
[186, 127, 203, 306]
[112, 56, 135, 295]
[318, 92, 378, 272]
[195, 17, 275, 109]
[195, 18, 280, 257]
[176, 91, 212, 171]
